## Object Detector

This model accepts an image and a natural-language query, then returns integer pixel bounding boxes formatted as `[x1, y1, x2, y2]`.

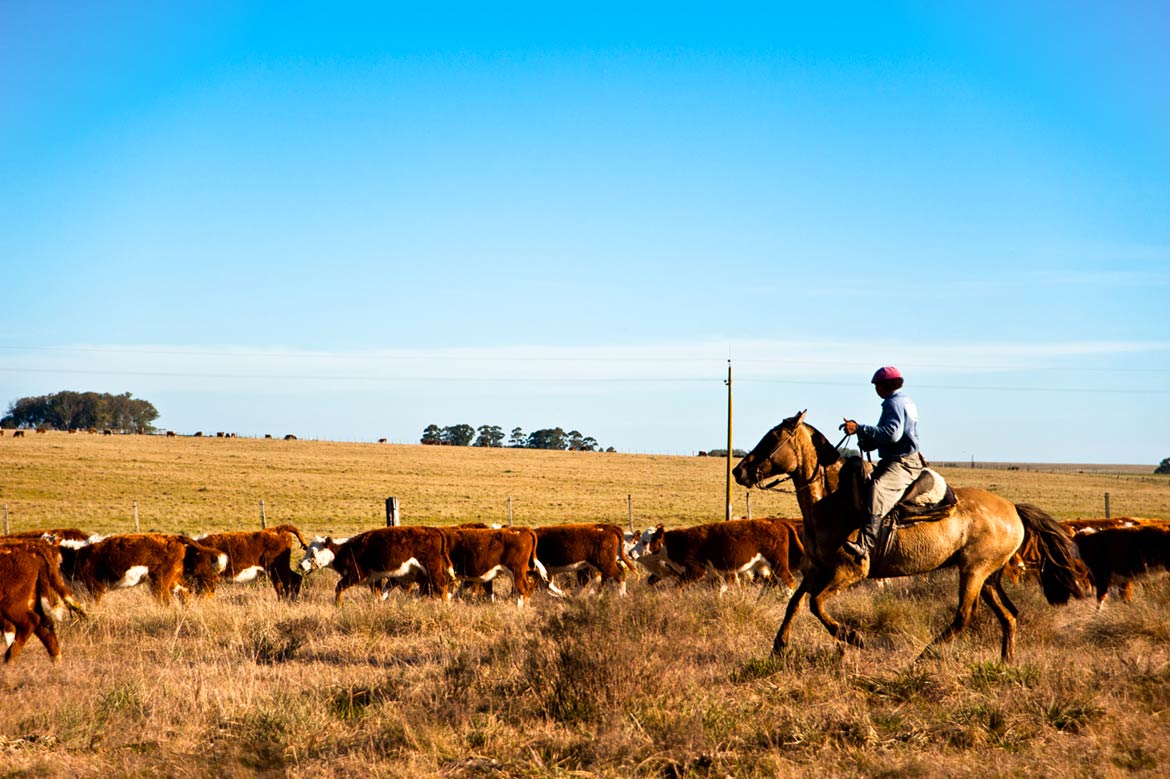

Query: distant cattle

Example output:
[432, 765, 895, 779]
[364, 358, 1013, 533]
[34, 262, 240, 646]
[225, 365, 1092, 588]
[59, 533, 224, 604]
[12, 430, 24, 438]
[102, 429, 113, 436]
[0, 541, 87, 663]
[166, 431, 176, 437]
[264, 434, 273, 439]
[378, 438, 387, 444]
[442, 526, 549, 606]
[194, 525, 308, 600]
[216, 432, 225, 438]
[284, 434, 297, 441]
[194, 431, 203, 437]
[1074, 525, 1170, 605]
[637, 518, 805, 593]
[533, 524, 633, 595]
[35, 427, 47, 434]
[301, 527, 455, 605]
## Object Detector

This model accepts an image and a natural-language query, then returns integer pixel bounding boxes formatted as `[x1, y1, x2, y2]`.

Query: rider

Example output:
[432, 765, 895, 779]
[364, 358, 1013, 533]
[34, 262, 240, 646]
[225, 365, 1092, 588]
[839, 366, 923, 563]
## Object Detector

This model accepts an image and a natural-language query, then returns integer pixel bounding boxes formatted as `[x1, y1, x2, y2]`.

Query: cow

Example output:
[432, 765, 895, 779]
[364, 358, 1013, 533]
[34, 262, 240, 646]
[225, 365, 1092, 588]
[35, 427, 47, 434]
[0, 542, 87, 663]
[102, 429, 113, 436]
[193, 525, 308, 600]
[1074, 525, 1170, 605]
[378, 438, 387, 444]
[59, 533, 223, 604]
[194, 431, 203, 437]
[7, 528, 96, 544]
[264, 434, 273, 439]
[166, 431, 176, 437]
[300, 527, 455, 605]
[216, 432, 225, 438]
[533, 524, 633, 595]
[636, 518, 805, 594]
[179, 537, 230, 596]
[440, 526, 552, 606]
[284, 434, 297, 441]
[13, 430, 24, 438]
[1004, 517, 1164, 596]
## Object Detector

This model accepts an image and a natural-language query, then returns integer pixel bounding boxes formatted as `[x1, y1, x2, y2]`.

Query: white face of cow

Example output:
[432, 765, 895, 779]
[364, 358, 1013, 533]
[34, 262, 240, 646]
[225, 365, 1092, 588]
[300, 536, 341, 572]
[629, 527, 659, 559]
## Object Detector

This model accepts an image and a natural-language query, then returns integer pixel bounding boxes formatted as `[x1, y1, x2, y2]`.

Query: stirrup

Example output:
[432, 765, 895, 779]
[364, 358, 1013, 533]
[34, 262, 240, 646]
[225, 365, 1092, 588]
[842, 540, 867, 563]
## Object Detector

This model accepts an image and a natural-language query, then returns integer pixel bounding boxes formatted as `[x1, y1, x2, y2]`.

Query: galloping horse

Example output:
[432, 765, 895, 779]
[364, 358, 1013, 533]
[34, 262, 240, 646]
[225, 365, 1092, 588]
[733, 411, 1082, 661]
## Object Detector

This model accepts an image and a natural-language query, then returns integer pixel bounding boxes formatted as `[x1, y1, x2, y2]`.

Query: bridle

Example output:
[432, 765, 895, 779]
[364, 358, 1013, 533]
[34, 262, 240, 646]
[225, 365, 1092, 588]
[746, 423, 850, 495]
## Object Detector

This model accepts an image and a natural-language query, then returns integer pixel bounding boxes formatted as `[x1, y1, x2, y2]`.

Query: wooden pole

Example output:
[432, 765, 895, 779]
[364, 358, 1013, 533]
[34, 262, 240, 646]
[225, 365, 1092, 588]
[725, 360, 733, 521]
[1104, 492, 1111, 519]
[627, 495, 633, 532]
[133, 500, 139, 533]
[260, 500, 267, 529]
[746, 491, 751, 520]
[386, 496, 400, 527]
[3, 504, 8, 536]
[507, 496, 513, 527]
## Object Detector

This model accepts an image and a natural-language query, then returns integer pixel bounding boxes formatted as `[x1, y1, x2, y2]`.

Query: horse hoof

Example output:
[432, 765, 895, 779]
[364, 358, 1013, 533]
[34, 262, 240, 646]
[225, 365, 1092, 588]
[772, 636, 788, 655]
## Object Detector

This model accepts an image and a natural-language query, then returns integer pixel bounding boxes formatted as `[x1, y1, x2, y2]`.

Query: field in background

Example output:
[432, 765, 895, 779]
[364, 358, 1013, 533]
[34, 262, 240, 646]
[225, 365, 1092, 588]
[1, 432, 1170, 777]
[2, 432, 1168, 537]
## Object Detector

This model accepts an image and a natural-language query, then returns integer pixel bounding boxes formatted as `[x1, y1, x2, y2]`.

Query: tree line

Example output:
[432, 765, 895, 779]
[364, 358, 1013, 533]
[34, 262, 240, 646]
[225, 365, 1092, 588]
[2, 391, 160, 433]
[421, 424, 612, 452]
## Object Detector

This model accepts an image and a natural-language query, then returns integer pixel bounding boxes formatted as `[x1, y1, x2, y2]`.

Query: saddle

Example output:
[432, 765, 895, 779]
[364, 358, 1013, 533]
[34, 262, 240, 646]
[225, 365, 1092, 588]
[889, 468, 957, 525]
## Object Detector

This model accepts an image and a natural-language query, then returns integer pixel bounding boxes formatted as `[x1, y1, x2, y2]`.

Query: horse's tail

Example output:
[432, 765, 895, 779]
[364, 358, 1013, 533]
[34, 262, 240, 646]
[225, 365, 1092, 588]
[1015, 503, 1084, 605]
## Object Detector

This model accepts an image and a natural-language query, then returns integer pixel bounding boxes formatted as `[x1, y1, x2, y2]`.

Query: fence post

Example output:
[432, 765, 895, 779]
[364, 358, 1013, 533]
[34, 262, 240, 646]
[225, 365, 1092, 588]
[133, 500, 139, 533]
[746, 491, 752, 520]
[386, 496, 400, 527]
[627, 495, 633, 532]
[1104, 492, 1110, 519]
[260, 500, 267, 529]
[2, 504, 7, 535]
[507, 496, 513, 527]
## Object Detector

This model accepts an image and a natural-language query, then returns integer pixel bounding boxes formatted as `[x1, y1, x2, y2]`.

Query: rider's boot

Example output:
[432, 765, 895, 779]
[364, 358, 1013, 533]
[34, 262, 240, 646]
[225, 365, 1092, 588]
[843, 514, 882, 563]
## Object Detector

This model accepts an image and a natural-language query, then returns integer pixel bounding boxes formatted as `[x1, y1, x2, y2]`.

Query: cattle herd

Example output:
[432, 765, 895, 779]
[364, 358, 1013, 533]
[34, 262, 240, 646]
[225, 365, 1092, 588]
[1, 514, 1168, 664]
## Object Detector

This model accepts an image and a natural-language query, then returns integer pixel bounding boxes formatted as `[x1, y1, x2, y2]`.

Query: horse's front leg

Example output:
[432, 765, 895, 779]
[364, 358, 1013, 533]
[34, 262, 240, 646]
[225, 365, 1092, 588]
[807, 564, 867, 648]
[773, 576, 812, 654]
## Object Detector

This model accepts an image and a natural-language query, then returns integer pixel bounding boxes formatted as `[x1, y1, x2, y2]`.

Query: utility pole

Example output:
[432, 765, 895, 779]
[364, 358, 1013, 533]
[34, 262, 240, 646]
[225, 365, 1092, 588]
[725, 360, 733, 521]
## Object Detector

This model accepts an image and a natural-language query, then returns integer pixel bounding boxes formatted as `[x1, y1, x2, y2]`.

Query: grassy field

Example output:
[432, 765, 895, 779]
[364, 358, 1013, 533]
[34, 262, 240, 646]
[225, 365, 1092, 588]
[1, 432, 1169, 778]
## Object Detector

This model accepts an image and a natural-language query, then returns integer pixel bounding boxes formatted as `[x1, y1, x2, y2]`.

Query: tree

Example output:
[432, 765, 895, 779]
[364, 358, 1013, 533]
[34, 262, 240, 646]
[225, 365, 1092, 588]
[420, 425, 443, 445]
[526, 427, 568, 450]
[473, 425, 505, 447]
[442, 424, 476, 447]
[2, 391, 158, 432]
[1157, 458, 1170, 475]
[508, 427, 526, 448]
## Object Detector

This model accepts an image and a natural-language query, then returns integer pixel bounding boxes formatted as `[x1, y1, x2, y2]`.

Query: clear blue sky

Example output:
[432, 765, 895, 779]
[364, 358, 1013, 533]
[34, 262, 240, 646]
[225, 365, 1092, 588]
[2, 2, 1168, 463]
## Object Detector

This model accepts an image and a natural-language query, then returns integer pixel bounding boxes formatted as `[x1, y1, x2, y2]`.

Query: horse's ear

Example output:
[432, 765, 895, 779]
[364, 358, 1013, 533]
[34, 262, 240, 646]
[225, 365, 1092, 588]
[809, 426, 841, 466]
[795, 409, 808, 425]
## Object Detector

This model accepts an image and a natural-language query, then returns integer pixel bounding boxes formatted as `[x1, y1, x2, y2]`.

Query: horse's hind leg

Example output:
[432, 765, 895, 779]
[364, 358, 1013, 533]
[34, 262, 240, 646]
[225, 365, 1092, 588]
[920, 570, 986, 659]
[979, 573, 1017, 662]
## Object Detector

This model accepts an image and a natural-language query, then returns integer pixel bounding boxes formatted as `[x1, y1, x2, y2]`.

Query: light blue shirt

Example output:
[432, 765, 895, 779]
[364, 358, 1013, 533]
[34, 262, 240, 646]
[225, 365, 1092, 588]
[857, 389, 919, 459]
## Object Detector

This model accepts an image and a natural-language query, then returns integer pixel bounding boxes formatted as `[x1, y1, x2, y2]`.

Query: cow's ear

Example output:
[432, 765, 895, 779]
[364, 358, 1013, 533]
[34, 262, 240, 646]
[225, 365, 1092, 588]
[809, 426, 841, 466]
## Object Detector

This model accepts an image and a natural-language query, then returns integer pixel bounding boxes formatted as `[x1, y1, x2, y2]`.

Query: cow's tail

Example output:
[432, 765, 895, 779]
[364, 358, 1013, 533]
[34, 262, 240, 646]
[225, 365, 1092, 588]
[273, 524, 310, 550]
[617, 536, 638, 574]
[1016, 503, 1084, 605]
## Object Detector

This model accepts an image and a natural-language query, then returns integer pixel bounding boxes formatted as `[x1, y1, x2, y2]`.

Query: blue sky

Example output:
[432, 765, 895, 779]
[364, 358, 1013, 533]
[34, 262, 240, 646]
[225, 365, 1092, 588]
[2, 2, 1167, 463]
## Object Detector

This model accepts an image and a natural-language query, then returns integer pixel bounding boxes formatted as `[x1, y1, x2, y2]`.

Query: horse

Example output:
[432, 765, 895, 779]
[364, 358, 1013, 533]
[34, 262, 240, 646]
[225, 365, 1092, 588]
[733, 411, 1083, 661]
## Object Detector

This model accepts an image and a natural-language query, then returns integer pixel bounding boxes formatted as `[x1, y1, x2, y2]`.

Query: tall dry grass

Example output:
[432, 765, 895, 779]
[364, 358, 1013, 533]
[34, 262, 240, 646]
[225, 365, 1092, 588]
[1, 432, 1169, 776]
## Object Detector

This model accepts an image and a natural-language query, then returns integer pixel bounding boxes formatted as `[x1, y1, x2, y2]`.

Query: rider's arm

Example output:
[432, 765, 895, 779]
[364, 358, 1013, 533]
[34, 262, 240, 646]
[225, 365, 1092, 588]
[857, 397, 905, 450]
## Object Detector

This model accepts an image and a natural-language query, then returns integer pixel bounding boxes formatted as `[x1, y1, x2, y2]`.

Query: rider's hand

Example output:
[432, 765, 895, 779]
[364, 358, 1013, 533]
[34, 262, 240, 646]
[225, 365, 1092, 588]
[840, 418, 858, 435]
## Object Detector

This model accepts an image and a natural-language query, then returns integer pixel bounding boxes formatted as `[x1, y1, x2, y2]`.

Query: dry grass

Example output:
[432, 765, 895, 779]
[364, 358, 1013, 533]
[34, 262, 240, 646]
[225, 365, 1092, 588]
[1, 432, 1169, 777]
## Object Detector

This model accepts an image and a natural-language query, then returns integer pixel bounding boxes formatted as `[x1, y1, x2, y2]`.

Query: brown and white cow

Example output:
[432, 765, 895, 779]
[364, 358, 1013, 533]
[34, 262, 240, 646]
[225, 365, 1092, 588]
[0, 541, 87, 663]
[637, 518, 805, 593]
[533, 524, 632, 595]
[1074, 525, 1170, 605]
[59, 533, 225, 604]
[7, 528, 96, 544]
[442, 526, 551, 606]
[300, 527, 455, 605]
[193, 525, 308, 600]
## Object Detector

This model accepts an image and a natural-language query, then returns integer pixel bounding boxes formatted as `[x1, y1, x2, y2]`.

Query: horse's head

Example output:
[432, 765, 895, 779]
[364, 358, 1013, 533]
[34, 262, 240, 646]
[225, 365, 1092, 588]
[733, 410, 841, 489]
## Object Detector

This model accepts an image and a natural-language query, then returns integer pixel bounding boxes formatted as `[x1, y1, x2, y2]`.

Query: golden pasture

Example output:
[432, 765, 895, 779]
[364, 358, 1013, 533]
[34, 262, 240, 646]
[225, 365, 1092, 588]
[2, 431, 1167, 537]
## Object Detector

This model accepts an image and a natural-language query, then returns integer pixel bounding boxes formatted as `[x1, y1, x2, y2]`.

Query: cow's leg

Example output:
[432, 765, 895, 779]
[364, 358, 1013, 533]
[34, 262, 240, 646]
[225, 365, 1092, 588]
[1118, 579, 1135, 602]
[1093, 567, 1111, 607]
[919, 568, 988, 659]
[979, 572, 1017, 662]
[4, 622, 33, 663]
[32, 619, 61, 662]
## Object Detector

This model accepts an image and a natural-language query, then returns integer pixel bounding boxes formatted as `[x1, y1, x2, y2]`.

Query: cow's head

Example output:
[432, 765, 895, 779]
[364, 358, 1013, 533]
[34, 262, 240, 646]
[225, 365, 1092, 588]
[300, 536, 343, 573]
